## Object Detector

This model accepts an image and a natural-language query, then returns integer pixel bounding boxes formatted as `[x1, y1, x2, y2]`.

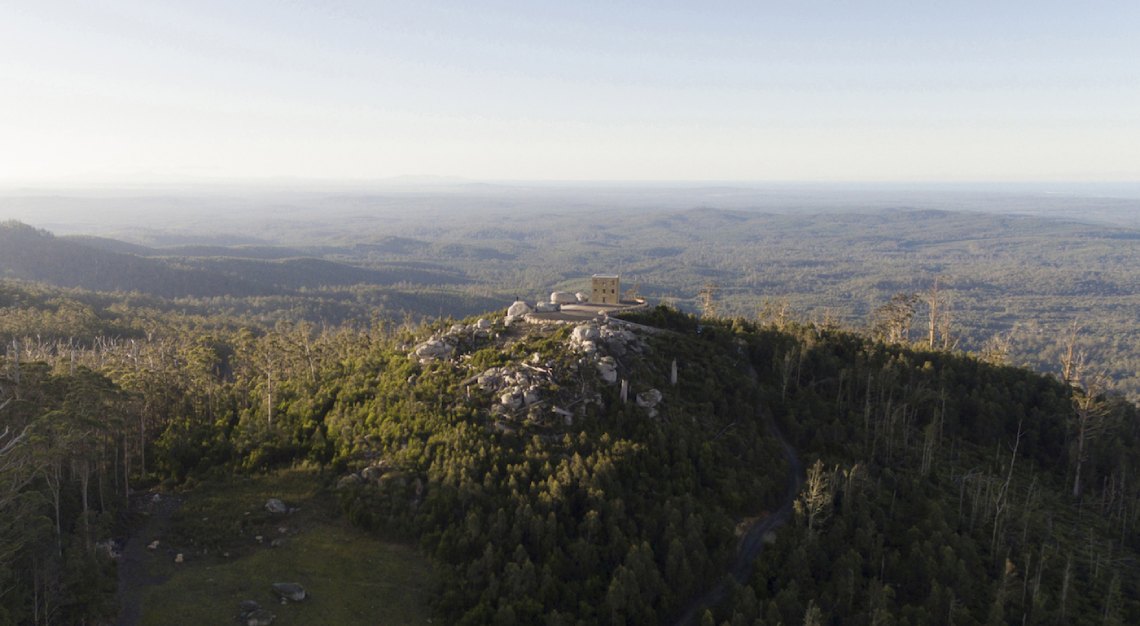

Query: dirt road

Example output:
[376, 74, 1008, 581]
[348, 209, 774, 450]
[671, 368, 804, 625]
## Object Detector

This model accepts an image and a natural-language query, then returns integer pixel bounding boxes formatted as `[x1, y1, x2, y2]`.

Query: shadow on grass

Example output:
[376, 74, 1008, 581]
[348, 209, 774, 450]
[131, 469, 433, 625]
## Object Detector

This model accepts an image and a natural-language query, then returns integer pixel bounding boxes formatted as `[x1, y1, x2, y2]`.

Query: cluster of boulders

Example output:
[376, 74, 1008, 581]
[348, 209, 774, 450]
[336, 462, 425, 507]
[474, 355, 556, 417]
[409, 313, 665, 436]
[570, 322, 644, 384]
[337, 460, 401, 486]
[569, 321, 642, 356]
[412, 318, 495, 362]
[571, 322, 663, 417]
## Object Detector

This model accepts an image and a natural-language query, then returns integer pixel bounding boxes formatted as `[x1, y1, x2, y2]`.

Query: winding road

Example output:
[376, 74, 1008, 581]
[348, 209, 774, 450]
[672, 366, 804, 625]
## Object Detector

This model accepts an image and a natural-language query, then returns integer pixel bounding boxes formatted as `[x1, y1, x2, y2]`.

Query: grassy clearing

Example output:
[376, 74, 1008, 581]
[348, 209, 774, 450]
[136, 469, 433, 625]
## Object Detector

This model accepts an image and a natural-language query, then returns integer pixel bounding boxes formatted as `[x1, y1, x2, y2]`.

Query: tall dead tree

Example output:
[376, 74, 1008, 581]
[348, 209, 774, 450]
[871, 292, 919, 344]
[1070, 367, 1110, 499]
[1060, 320, 1082, 384]
[980, 330, 1015, 366]
[798, 459, 835, 534]
[698, 282, 719, 319]
[927, 278, 941, 349]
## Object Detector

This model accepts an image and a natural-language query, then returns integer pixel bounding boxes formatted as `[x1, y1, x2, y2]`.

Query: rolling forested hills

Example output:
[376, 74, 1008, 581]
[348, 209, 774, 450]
[2, 191, 1139, 622]
[5, 195, 1138, 400]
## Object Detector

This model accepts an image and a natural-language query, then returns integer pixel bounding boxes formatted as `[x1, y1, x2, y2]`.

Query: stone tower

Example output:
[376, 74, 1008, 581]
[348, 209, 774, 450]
[591, 274, 620, 305]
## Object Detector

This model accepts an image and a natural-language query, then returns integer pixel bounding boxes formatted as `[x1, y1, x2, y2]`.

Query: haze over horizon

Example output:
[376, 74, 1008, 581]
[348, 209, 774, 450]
[3, 1, 1138, 186]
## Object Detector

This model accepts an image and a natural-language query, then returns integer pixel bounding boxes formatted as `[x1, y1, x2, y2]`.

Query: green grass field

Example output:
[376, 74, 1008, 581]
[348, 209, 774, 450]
[135, 469, 433, 625]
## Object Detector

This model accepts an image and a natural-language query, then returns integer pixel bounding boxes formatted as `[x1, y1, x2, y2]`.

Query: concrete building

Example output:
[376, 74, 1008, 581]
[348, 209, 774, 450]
[591, 274, 620, 305]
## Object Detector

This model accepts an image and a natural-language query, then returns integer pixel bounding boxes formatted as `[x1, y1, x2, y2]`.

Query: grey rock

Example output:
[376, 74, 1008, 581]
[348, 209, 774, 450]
[506, 301, 532, 320]
[264, 498, 287, 514]
[596, 357, 618, 384]
[571, 324, 600, 347]
[413, 339, 453, 361]
[336, 473, 362, 489]
[244, 609, 276, 626]
[271, 582, 306, 602]
[522, 388, 541, 406]
[500, 390, 522, 410]
[636, 388, 663, 409]
[361, 466, 383, 481]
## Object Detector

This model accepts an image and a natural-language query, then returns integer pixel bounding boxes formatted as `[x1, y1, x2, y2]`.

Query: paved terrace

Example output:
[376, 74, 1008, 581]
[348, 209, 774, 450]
[523, 299, 648, 323]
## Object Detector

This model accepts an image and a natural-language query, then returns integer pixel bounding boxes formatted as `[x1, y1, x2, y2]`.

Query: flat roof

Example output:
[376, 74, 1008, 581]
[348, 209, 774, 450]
[591, 274, 620, 279]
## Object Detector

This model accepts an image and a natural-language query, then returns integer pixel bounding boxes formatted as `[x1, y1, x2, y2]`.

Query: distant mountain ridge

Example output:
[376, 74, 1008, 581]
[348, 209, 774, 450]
[0, 221, 468, 298]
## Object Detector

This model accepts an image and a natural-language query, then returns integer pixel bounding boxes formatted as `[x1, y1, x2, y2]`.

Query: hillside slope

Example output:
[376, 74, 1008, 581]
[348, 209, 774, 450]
[0, 221, 264, 297]
[2, 291, 1138, 625]
[320, 308, 1140, 624]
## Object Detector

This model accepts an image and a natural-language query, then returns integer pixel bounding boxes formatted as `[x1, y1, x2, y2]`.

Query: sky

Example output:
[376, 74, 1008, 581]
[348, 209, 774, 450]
[1, 1, 1138, 185]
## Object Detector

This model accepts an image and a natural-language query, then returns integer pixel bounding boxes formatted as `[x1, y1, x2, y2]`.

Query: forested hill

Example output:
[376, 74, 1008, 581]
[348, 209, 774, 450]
[2, 298, 1139, 624]
[0, 221, 469, 299]
[0, 221, 263, 297]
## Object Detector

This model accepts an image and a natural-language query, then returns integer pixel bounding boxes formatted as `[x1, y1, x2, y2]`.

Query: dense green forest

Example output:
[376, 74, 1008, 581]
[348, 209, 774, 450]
[2, 266, 1139, 624]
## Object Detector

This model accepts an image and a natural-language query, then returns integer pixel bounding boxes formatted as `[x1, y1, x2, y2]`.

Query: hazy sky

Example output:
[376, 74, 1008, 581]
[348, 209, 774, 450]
[2, 1, 1138, 184]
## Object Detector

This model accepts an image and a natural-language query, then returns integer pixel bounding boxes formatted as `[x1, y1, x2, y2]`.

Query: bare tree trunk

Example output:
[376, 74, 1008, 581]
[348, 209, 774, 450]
[927, 278, 939, 349]
[1071, 370, 1108, 499]
[79, 459, 91, 551]
[1061, 321, 1081, 384]
[267, 367, 274, 426]
[46, 462, 63, 556]
[992, 421, 1023, 555]
[140, 412, 147, 477]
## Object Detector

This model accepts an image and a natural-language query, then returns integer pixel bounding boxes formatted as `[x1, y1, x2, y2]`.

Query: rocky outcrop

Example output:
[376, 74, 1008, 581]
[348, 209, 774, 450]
[570, 324, 601, 353]
[481, 360, 555, 415]
[412, 318, 500, 362]
[413, 338, 454, 362]
[570, 321, 643, 356]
